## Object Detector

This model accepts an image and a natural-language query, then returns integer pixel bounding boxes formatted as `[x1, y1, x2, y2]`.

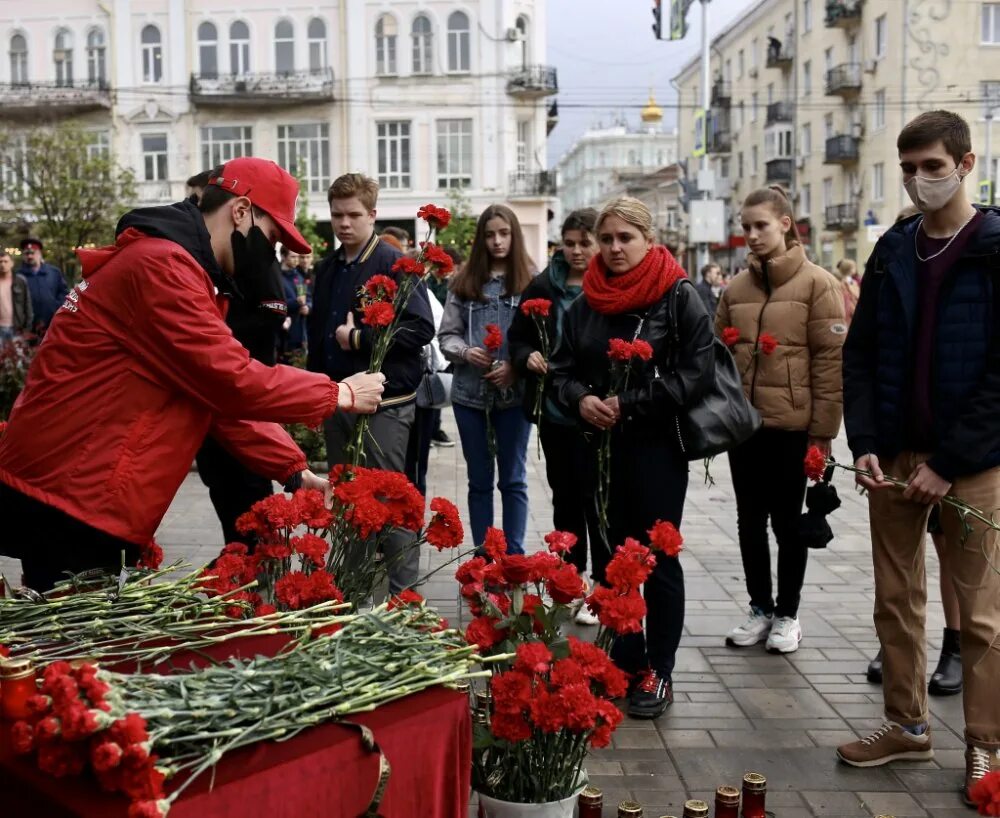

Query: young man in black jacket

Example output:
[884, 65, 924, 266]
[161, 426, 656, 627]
[838, 110, 1000, 802]
[307, 173, 435, 593]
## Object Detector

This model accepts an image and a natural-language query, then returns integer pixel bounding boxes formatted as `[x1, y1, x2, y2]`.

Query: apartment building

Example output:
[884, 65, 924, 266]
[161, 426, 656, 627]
[0, 0, 558, 261]
[674, 0, 1000, 268]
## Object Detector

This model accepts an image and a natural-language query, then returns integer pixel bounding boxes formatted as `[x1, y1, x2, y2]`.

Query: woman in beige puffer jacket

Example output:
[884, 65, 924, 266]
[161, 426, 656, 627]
[716, 186, 846, 656]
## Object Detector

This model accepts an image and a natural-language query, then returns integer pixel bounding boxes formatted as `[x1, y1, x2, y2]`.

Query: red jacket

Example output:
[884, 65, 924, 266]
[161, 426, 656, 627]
[0, 227, 338, 545]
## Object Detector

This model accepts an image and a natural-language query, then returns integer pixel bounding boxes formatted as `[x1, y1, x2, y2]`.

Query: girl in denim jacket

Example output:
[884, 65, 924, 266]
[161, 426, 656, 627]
[439, 205, 535, 555]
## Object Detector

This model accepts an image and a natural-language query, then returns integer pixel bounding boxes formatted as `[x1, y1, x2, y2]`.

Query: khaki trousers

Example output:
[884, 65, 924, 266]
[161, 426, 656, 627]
[870, 452, 1000, 748]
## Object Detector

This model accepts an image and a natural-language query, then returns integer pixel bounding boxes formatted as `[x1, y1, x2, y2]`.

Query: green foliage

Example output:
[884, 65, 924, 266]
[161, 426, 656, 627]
[286, 423, 327, 466]
[0, 337, 35, 421]
[434, 189, 477, 258]
[294, 173, 329, 257]
[0, 124, 136, 281]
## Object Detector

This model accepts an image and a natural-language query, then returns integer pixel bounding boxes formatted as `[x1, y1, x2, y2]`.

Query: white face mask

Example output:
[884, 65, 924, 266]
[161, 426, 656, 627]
[903, 167, 964, 213]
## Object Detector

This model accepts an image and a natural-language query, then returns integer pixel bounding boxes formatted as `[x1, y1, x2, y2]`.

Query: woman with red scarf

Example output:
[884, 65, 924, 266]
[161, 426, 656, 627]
[549, 197, 714, 718]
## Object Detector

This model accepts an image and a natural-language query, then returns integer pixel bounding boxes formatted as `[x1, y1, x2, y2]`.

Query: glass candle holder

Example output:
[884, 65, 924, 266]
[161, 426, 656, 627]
[715, 785, 741, 818]
[578, 786, 603, 818]
[741, 772, 767, 818]
[0, 658, 36, 721]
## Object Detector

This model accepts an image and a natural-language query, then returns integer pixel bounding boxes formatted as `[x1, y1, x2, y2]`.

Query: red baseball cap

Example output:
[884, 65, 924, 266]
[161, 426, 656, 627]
[208, 157, 311, 254]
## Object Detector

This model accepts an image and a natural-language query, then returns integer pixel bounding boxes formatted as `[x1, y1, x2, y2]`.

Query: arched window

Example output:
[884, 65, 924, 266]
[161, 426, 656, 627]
[411, 15, 432, 75]
[275, 20, 294, 74]
[229, 20, 250, 76]
[375, 15, 398, 76]
[308, 18, 327, 72]
[196, 21, 217, 78]
[9, 33, 27, 86]
[54, 28, 73, 87]
[515, 15, 528, 68]
[447, 11, 470, 73]
[141, 24, 162, 84]
[87, 28, 106, 86]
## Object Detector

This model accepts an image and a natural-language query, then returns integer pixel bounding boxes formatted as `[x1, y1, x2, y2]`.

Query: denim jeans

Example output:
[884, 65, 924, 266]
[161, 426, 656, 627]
[453, 402, 531, 555]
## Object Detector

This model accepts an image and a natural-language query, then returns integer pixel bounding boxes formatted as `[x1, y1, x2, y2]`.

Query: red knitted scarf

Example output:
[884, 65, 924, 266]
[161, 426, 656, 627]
[582, 244, 687, 315]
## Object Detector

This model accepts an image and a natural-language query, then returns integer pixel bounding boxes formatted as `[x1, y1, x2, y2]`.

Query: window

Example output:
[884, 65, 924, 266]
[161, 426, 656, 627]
[230, 21, 250, 76]
[9, 33, 27, 85]
[751, 145, 759, 175]
[874, 14, 887, 59]
[823, 176, 833, 209]
[197, 21, 218, 78]
[142, 133, 168, 182]
[872, 88, 886, 130]
[447, 12, 470, 73]
[872, 161, 885, 201]
[376, 121, 411, 189]
[277, 124, 330, 193]
[801, 122, 812, 155]
[86, 130, 110, 160]
[801, 183, 811, 216]
[628, 149, 637, 165]
[54, 28, 73, 87]
[803, 0, 812, 32]
[767, 82, 774, 105]
[412, 15, 433, 74]
[738, 49, 744, 78]
[87, 29, 106, 86]
[275, 20, 294, 74]
[720, 156, 731, 178]
[375, 15, 398, 75]
[437, 118, 472, 188]
[983, 3, 1000, 43]
[824, 112, 834, 139]
[802, 60, 811, 95]
[200, 125, 253, 168]
[724, 59, 732, 83]
[515, 15, 529, 67]
[738, 151, 744, 178]
[308, 18, 328, 72]
[141, 25, 162, 84]
[982, 80, 1000, 116]
[765, 126, 793, 160]
[516, 120, 529, 175]
[751, 38, 758, 69]
[735, 101, 744, 130]
[751, 92, 758, 122]
[824, 47, 833, 73]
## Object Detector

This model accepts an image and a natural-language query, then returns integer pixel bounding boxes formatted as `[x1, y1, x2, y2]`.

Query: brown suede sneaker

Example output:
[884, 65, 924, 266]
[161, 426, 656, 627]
[964, 745, 1000, 806]
[836, 722, 933, 767]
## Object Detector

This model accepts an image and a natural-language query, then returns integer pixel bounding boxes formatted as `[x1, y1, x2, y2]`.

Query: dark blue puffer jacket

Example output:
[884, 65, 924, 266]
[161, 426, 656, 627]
[844, 206, 1000, 480]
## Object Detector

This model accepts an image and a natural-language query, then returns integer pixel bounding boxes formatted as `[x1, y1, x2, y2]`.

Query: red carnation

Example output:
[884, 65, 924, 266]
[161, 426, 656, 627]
[422, 243, 455, 277]
[648, 520, 684, 557]
[520, 298, 552, 318]
[274, 571, 311, 610]
[631, 339, 653, 361]
[804, 445, 828, 483]
[91, 741, 124, 772]
[513, 642, 552, 675]
[291, 533, 328, 567]
[501, 554, 534, 585]
[388, 589, 424, 609]
[607, 338, 635, 361]
[605, 538, 656, 592]
[490, 711, 533, 742]
[362, 300, 395, 328]
[590, 698, 624, 748]
[363, 274, 398, 302]
[255, 603, 277, 616]
[546, 562, 586, 604]
[483, 527, 508, 561]
[137, 538, 163, 570]
[455, 556, 488, 585]
[465, 615, 507, 650]
[545, 530, 577, 555]
[758, 332, 778, 355]
[418, 204, 452, 231]
[426, 497, 464, 549]
[10, 721, 34, 754]
[391, 256, 425, 276]
[484, 323, 504, 353]
[491, 670, 533, 714]
[722, 326, 740, 347]
[586, 586, 646, 634]
[37, 742, 87, 778]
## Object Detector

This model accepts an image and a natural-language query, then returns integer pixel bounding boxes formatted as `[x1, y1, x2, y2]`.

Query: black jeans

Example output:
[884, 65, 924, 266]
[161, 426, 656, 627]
[539, 418, 603, 579]
[0, 482, 141, 592]
[728, 427, 809, 619]
[195, 436, 274, 549]
[405, 406, 437, 497]
[603, 426, 688, 681]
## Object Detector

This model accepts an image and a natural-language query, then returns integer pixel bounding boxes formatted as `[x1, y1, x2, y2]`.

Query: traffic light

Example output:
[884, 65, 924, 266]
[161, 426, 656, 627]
[652, 0, 663, 40]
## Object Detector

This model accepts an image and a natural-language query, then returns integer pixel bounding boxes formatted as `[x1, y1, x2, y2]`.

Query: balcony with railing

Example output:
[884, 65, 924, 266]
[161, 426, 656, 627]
[136, 180, 182, 204]
[825, 0, 864, 27]
[825, 63, 862, 96]
[765, 158, 793, 184]
[190, 69, 335, 106]
[766, 40, 795, 69]
[506, 65, 558, 98]
[711, 79, 732, 108]
[825, 203, 858, 230]
[0, 79, 111, 118]
[766, 100, 794, 126]
[508, 171, 557, 198]
[708, 128, 733, 155]
[824, 134, 860, 164]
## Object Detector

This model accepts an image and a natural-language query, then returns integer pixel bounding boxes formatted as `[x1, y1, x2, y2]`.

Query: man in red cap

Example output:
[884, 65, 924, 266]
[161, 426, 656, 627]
[0, 157, 385, 591]
[17, 237, 68, 334]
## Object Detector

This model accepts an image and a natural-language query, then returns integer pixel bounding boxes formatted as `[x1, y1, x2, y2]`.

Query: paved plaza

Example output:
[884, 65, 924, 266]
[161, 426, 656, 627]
[1, 420, 968, 817]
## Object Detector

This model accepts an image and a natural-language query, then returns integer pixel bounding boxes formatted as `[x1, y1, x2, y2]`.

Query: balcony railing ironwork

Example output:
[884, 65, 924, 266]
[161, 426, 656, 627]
[508, 171, 557, 197]
[825, 203, 858, 230]
[506, 65, 558, 98]
[825, 0, 864, 27]
[826, 63, 862, 95]
[824, 134, 860, 164]
[766, 100, 794, 126]
[0, 79, 111, 117]
[765, 158, 793, 184]
[190, 69, 335, 105]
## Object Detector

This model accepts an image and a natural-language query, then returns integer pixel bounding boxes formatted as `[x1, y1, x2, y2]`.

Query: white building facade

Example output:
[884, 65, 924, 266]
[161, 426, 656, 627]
[0, 0, 558, 261]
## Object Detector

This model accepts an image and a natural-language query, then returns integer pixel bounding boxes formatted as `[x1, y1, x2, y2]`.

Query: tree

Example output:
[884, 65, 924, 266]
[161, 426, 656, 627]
[294, 174, 329, 258]
[434, 189, 478, 258]
[0, 124, 136, 280]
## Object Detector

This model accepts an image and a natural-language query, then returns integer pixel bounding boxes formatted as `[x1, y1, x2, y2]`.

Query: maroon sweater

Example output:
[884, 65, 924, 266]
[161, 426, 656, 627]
[909, 211, 984, 449]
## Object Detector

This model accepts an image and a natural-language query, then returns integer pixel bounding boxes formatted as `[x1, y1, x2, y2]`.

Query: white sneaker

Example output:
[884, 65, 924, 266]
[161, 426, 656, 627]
[725, 608, 774, 647]
[575, 606, 599, 626]
[766, 616, 802, 654]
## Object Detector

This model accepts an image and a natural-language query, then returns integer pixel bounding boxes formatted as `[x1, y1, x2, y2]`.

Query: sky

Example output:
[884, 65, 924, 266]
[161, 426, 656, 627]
[545, 0, 756, 167]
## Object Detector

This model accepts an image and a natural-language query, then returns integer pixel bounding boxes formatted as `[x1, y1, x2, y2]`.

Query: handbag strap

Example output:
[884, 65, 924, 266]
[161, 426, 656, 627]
[666, 278, 693, 371]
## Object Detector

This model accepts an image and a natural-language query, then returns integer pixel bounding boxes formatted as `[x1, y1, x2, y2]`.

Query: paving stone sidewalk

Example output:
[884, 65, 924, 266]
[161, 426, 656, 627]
[0, 420, 968, 817]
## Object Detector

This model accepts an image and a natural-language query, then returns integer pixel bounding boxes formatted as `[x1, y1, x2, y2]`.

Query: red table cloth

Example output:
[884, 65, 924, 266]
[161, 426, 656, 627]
[0, 637, 472, 818]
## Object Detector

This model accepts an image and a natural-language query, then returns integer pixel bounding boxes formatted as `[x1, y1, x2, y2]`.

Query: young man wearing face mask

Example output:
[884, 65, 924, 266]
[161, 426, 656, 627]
[0, 157, 385, 591]
[840, 111, 1000, 802]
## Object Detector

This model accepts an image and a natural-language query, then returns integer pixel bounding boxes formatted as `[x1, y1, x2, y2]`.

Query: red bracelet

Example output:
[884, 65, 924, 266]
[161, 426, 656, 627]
[342, 381, 356, 408]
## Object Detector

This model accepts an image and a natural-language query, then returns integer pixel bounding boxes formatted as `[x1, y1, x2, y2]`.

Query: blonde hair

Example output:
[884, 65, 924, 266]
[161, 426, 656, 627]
[596, 196, 655, 241]
[834, 258, 857, 280]
[742, 185, 799, 248]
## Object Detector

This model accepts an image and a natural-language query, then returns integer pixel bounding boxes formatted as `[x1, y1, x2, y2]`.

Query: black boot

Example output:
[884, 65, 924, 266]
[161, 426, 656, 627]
[866, 648, 883, 684]
[929, 627, 962, 696]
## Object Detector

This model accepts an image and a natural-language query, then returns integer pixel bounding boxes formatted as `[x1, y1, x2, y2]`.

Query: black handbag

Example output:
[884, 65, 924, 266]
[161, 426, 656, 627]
[666, 280, 762, 460]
